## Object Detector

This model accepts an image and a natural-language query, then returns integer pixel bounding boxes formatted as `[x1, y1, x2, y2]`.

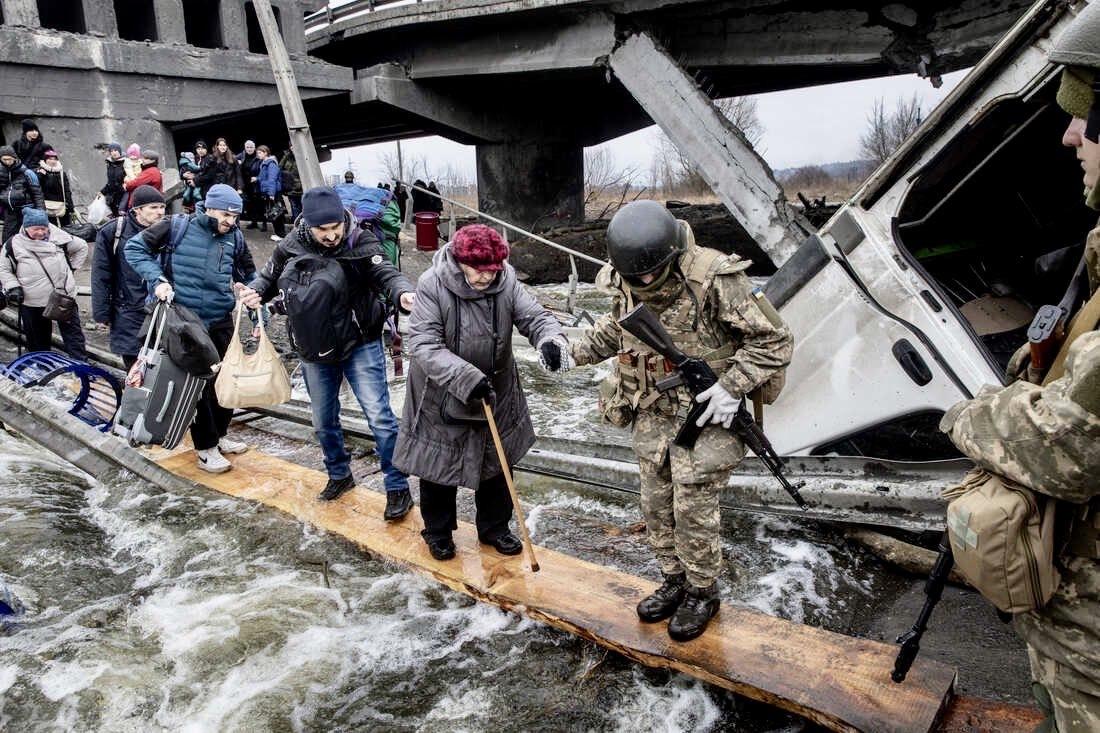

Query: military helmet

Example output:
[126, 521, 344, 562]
[1050, 3, 1100, 70]
[606, 200, 684, 279]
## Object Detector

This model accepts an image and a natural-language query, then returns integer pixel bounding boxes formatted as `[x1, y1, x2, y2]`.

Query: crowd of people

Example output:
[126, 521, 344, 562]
[0, 7, 1097, 728]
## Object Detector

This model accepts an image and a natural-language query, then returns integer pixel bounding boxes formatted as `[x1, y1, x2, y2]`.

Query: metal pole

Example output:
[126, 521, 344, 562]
[251, 0, 325, 191]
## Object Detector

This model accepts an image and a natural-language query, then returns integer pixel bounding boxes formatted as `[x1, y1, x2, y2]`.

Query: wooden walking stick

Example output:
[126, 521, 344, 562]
[482, 399, 540, 572]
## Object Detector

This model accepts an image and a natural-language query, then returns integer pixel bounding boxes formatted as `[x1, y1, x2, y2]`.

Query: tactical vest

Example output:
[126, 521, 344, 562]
[599, 243, 742, 421]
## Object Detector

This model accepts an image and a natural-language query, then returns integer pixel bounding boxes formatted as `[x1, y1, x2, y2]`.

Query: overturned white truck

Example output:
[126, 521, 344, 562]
[764, 0, 1093, 460]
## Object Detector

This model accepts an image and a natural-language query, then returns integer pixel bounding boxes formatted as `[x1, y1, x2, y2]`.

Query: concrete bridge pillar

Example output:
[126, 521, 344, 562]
[1, 0, 38, 26]
[609, 31, 811, 267]
[278, 1, 306, 56]
[83, 0, 118, 38]
[476, 140, 584, 232]
[221, 0, 248, 50]
[154, 0, 187, 44]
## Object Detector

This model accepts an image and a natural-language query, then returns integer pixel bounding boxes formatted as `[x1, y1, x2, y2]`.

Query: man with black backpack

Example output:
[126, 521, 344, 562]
[91, 185, 165, 371]
[125, 184, 257, 474]
[239, 187, 417, 519]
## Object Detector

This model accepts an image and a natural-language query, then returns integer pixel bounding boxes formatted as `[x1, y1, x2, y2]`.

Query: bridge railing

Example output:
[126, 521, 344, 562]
[304, 0, 434, 34]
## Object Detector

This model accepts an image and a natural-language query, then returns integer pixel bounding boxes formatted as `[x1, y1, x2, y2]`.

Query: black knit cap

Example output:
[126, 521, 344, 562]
[21, 118, 38, 133]
[130, 185, 165, 209]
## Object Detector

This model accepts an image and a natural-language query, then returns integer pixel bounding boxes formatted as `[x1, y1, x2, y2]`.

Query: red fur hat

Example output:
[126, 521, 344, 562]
[451, 224, 509, 272]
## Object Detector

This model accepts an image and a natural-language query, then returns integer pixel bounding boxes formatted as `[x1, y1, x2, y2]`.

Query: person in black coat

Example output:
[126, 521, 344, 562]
[90, 186, 166, 369]
[100, 143, 126, 216]
[427, 182, 444, 214]
[0, 145, 45, 240]
[237, 140, 265, 230]
[411, 179, 431, 215]
[13, 119, 48, 170]
[393, 182, 409, 222]
[37, 149, 75, 227]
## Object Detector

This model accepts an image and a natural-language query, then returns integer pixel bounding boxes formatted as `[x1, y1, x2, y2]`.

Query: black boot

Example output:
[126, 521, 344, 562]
[636, 572, 687, 623]
[480, 532, 522, 556]
[319, 474, 355, 501]
[667, 583, 720, 641]
[384, 488, 413, 521]
[424, 535, 456, 561]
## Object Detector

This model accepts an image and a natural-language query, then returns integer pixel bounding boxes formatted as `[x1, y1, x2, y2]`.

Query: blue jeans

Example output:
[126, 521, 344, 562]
[299, 338, 409, 492]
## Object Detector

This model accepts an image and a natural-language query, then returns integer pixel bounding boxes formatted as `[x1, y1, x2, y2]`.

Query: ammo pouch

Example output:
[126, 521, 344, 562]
[441, 392, 488, 425]
[598, 370, 634, 428]
[943, 468, 1060, 614]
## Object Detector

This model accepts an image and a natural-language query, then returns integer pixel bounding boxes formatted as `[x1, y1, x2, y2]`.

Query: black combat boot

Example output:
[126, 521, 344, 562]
[636, 572, 687, 623]
[667, 583, 720, 641]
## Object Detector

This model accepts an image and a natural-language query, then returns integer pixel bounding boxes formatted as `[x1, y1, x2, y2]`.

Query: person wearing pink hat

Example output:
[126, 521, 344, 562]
[393, 224, 572, 561]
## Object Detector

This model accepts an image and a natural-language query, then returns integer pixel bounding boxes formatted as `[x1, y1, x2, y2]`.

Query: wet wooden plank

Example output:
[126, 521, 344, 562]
[938, 696, 1044, 732]
[158, 448, 958, 733]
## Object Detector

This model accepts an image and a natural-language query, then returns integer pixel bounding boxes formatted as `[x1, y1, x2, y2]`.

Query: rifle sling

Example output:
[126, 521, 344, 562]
[1042, 286, 1100, 385]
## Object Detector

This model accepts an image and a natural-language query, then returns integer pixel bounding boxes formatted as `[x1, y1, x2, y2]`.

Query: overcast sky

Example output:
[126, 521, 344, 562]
[321, 69, 970, 185]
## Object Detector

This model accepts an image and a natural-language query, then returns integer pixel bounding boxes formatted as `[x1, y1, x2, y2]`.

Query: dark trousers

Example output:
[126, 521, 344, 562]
[419, 473, 512, 543]
[2, 208, 22, 242]
[189, 316, 233, 451]
[19, 304, 87, 360]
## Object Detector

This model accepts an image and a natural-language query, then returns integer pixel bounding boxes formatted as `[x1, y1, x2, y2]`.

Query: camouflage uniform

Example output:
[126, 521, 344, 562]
[572, 223, 792, 588]
[941, 222, 1100, 732]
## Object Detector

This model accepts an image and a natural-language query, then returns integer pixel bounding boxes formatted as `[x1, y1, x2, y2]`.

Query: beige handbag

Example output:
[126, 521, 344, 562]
[214, 301, 292, 409]
[943, 467, 1060, 614]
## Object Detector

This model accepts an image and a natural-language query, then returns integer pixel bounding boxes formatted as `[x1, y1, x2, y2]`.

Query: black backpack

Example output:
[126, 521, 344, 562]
[277, 253, 361, 363]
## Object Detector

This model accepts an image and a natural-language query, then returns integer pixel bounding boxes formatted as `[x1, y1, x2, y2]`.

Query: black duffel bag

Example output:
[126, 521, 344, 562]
[63, 221, 97, 242]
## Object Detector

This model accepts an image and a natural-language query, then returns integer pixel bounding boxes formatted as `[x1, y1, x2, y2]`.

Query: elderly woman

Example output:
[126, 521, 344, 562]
[394, 224, 572, 560]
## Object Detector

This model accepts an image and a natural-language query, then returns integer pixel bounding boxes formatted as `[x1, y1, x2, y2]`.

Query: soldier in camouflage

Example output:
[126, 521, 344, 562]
[571, 200, 792, 641]
[941, 6, 1100, 730]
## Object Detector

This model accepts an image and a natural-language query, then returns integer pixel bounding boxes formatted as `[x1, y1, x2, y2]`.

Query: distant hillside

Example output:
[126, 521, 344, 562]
[774, 159, 874, 182]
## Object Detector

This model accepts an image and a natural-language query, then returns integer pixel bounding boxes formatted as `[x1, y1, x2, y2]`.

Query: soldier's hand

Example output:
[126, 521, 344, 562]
[695, 383, 739, 429]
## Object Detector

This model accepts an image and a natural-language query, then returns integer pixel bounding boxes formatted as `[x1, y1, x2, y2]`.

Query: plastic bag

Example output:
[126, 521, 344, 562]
[214, 302, 291, 408]
[87, 196, 111, 226]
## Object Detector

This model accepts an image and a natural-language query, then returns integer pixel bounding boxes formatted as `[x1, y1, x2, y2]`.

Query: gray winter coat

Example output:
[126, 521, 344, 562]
[393, 245, 563, 487]
[0, 225, 87, 307]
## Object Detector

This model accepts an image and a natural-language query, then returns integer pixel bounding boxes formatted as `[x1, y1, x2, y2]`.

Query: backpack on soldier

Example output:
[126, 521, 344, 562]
[277, 252, 361, 363]
[942, 467, 1060, 614]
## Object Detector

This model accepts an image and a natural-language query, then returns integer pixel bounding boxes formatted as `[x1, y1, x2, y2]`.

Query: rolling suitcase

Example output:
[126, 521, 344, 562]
[113, 301, 207, 449]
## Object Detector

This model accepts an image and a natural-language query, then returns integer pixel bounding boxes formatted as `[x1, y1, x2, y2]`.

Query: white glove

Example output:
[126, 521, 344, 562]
[695, 383, 739, 428]
[537, 335, 575, 373]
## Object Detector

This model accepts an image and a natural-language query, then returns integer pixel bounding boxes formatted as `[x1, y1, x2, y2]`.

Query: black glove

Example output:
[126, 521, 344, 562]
[7, 287, 23, 307]
[467, 377, 492, 403]
[539, 340, 562, 372]
[0, 289, 7, 311]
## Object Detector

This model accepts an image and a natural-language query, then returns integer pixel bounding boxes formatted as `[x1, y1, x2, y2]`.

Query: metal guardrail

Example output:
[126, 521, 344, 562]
[304, 0, 434, 34]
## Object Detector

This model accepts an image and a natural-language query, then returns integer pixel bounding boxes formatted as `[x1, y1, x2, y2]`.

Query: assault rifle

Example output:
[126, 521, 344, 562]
[618, 304, 808, 509]
[892, 532, 953, 682]
[1027, 256, 1089, 382]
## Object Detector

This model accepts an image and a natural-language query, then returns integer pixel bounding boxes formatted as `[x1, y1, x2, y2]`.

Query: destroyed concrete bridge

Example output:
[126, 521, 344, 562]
[1, 0, 1037, 264]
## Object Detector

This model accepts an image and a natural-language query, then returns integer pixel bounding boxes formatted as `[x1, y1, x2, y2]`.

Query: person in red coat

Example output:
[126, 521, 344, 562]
[122, 150, 163, 210]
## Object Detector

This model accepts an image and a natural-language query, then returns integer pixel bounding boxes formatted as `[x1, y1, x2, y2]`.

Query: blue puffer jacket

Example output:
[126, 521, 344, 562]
[91, 211, 153, 357]
[258, 157, 281, 198]
[124, 208, 256, 326]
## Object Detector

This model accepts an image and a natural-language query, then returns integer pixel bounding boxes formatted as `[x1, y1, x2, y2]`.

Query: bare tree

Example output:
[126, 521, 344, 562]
[583, 147, 643, 219]
[860, 94, 923, 166]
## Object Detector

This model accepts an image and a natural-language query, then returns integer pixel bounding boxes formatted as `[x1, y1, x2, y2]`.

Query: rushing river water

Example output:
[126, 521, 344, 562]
[0, 283, 959, 731]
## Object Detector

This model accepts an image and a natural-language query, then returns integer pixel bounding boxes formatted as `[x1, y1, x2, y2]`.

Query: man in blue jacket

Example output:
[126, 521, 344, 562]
[125, 184, 257, 474]
[91, 185, 165, 370]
